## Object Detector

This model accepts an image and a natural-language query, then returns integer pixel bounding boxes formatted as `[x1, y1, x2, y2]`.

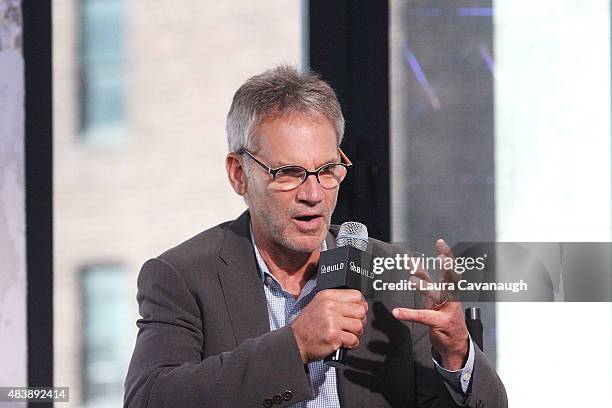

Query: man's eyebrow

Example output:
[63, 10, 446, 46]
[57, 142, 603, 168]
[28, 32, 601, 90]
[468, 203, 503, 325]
[278, 157, 339, 169]
[317, 158, 341, 167]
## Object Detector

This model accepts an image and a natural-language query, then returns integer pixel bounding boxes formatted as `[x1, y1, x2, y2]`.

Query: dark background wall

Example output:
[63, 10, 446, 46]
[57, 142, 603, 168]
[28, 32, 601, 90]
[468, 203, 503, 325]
[309, 0, 497, 362]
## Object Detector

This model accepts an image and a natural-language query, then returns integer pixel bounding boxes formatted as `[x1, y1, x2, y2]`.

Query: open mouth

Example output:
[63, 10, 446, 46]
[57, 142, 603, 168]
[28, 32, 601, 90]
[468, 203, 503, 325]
[292, 214, 323, 232]
[294, 215, 320, 222]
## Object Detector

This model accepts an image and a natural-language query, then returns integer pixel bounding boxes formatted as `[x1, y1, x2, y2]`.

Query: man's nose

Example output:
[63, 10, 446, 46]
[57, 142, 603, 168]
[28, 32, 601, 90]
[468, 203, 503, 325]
[296, 174, 324, 203]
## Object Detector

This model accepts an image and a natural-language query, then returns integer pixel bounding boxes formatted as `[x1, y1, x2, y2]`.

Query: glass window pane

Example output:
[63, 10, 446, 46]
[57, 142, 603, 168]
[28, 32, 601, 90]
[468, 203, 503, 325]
[80, 0, 125, 139]
[82, 265, 130, 405]
[493, 1, 612, 406]
[82, 0, 124, 63]
[390, 1, 612, 406]
[83, 66, 124, 128]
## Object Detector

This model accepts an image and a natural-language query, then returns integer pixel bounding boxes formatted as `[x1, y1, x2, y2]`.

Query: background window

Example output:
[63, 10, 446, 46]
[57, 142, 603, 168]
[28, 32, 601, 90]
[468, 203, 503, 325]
[82, 265, 130, 406]
[80, 0, 125, 143]
[390, 1, 612, 406]
[54, 0, 302, 405]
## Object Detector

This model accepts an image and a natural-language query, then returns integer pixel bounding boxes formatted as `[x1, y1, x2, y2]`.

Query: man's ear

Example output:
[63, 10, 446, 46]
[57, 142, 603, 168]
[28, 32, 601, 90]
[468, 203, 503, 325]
[226, 153, 247, 196]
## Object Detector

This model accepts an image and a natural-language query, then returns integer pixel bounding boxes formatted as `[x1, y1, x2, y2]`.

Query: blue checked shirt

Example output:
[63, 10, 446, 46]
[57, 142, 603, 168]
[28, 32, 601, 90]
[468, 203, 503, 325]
[250, 225, 474, 407]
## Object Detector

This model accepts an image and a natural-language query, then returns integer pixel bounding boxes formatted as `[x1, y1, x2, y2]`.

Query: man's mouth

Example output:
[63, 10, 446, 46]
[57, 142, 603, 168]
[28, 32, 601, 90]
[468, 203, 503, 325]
[292, 214, 324, 232]
[294, 215, 320, 222]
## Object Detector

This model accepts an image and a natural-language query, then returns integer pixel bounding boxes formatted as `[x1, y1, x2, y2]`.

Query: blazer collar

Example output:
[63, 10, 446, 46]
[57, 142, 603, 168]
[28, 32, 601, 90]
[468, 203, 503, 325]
[217, 210, 270, 345]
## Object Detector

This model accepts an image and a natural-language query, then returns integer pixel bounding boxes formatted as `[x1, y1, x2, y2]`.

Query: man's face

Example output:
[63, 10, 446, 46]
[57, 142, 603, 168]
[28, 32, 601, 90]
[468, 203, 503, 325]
[245, 112, 340, 253]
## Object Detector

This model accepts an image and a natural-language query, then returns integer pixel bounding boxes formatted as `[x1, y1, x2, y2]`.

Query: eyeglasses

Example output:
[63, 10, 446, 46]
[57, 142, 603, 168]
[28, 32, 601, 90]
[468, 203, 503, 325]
[238, 147, 353, 191]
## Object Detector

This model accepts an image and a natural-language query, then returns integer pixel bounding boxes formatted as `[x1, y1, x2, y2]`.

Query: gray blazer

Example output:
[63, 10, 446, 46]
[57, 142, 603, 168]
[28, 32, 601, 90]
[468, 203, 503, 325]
[124, 211, 507, 407]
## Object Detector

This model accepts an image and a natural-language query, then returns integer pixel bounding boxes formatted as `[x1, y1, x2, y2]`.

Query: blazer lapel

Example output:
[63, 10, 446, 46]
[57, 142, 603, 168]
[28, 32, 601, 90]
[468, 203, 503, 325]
[217, 211, 271, 345]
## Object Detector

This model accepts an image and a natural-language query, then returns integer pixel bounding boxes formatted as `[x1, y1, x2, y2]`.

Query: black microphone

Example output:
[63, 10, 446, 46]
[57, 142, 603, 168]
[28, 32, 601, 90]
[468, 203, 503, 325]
[465, 307, 483, 351]
[316, 221, 371, 367]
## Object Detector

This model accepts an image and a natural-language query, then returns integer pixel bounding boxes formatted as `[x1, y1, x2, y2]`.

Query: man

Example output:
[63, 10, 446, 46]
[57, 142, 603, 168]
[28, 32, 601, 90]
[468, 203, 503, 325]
[124, 65, 507, 407]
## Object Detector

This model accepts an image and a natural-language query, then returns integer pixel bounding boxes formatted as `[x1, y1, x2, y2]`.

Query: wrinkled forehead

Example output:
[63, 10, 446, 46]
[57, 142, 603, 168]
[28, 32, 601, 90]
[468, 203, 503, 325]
[252, 112, 339, 166]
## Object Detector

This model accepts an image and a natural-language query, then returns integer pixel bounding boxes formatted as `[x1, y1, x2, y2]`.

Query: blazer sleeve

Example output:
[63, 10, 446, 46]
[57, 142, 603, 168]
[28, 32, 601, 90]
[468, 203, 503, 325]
[461, 347, 508, 408]
[124, 258, 312, 407]
[411, 317, 508, 408]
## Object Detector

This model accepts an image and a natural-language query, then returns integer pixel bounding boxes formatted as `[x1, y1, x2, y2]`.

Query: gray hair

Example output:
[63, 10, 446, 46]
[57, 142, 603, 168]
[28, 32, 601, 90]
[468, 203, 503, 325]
[226, 65, 345, 152]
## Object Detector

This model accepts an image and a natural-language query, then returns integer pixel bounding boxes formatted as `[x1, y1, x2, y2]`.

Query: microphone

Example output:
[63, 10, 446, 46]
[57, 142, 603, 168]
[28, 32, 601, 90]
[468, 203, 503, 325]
[316, 221, 371, 367]
[465, 307, 483, 351]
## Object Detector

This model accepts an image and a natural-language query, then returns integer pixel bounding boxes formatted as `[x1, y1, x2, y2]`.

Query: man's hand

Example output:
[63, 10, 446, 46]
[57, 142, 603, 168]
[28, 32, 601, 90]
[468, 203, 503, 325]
[392, 239, 470, 370]
[291, 289, 368, 364]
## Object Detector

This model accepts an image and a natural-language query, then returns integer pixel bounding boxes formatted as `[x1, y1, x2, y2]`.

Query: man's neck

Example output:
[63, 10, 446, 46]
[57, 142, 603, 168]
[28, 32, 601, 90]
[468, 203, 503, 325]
[251, 226, 322, 298]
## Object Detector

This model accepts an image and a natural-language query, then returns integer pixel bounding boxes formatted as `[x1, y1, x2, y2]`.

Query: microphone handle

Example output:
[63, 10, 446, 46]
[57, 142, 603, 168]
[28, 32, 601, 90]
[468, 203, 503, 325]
[324, 347, 347, 367]
[465, 307, 484, 351]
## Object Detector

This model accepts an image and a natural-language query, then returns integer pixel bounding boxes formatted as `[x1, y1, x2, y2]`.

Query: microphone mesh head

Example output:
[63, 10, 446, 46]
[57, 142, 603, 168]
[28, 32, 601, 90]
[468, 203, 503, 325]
[336, 222, 368, 251]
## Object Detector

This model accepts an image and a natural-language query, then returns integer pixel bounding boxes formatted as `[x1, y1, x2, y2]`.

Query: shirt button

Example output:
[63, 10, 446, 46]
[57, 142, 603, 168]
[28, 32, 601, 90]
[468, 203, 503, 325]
[462, 372, 471, 382]
[282, 390, 293, 401]
[263, 398, 273, 407]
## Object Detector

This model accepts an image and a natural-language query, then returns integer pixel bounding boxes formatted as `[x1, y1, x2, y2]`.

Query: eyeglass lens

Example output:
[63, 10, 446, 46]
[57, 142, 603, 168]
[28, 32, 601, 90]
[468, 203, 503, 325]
[273, 164, 347, 190]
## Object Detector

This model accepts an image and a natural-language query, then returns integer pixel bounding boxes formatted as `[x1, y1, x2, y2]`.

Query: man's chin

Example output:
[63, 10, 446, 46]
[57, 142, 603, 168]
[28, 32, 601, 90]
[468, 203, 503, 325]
[285, 234, 327, 253]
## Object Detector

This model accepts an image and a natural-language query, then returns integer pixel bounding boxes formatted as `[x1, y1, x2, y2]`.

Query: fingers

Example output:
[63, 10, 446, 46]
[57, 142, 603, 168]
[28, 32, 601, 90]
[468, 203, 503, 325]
[435, 238, 461, 286]
[339, 316, 366, 336]
[293, 290, 368, 363]
[436, 238, 453, 257]
[317, 292, 368, 337]
[316, 290, 368, 319]
[331, 302, 368, 335]
[407, 256, 445, 306]
[409, 257, 433, 282]
[319, 289, 364, 303]
[408, 261, 447, 305]
[339, 331, 360, 349]
[392, 307, 439, 326]
[333, 301, 368, 320]
[435, 239, 454, 274]
[408, 278, 448, 306]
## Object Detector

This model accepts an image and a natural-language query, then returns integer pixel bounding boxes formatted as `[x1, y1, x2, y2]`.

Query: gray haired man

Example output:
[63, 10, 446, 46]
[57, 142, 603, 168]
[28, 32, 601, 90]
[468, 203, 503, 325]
[125, 65, 507, 407]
